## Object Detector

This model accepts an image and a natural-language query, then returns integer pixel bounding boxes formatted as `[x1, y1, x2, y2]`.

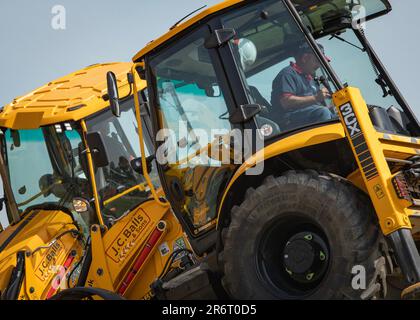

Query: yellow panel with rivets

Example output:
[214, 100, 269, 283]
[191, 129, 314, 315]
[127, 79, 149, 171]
[0, 210, 84, 300]
[0, 62, 144, 129]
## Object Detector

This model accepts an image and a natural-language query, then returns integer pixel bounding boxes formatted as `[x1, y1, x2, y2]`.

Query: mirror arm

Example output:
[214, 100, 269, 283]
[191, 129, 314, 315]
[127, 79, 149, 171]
[0, 133, 20, 224]
[80, 120, 105, 226]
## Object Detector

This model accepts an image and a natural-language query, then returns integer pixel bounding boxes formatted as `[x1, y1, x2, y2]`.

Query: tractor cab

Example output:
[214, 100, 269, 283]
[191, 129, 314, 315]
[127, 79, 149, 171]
[0, 63, 158, 232]
[0, 63, 178, 300]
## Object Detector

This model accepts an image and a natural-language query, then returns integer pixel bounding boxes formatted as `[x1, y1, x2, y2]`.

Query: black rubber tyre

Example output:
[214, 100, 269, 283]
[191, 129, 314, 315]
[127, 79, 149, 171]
[221, 170, 381, 300]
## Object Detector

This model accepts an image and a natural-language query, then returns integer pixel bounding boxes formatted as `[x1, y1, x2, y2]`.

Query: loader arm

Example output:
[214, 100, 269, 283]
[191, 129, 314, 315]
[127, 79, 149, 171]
[334, 86, 420, 291]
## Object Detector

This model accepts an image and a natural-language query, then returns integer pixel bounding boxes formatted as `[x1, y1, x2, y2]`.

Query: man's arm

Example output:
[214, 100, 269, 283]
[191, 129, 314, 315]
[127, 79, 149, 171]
[280, 88, 331, 111]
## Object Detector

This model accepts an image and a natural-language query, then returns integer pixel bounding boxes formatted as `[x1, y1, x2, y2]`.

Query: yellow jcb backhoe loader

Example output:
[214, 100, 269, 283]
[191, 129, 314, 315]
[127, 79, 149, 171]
[0, 62, 196, 300]
[3, 0, 420, 301]
[98, 0, 420, 299]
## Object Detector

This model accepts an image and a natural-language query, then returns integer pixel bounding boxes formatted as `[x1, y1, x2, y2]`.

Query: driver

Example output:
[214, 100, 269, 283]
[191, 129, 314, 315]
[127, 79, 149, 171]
[95, 122, 132, 167]
[271, 43, 334, 129]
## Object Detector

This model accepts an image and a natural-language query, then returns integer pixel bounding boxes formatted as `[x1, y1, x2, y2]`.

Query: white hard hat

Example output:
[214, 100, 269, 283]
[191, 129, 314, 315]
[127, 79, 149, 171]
[236, 38, 257, 71]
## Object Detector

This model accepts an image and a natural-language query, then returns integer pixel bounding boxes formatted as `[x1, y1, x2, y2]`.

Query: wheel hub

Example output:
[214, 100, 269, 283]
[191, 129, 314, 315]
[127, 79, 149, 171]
[282, 232, 329, 284]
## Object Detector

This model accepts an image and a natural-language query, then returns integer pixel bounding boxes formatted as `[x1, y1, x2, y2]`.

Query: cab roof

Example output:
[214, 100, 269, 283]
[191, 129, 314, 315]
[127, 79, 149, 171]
[132, 0, 392, 62]
[132, 0, 243, 62]
[0, 62, 143, 130]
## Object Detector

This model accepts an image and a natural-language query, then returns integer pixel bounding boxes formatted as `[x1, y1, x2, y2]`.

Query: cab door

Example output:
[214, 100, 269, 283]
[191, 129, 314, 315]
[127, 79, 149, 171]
[146, 26, 238, 253]
[85, 93, 162, 226]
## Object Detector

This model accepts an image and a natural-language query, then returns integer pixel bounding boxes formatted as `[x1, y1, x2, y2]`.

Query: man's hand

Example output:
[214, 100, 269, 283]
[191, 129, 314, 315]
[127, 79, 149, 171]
[315, 88, 331, 104]
[280, 88, 330, 111]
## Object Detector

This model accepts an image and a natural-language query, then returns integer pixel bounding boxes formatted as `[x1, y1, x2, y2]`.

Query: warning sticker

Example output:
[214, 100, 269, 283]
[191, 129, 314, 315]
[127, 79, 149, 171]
[159, 242, 170, 256]
[173, 237, 188, 261]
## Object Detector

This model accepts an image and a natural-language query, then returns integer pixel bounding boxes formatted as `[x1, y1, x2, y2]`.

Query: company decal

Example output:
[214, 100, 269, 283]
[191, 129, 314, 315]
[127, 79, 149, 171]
[339, 102, 378, 180]
[35, 240, 65, 281]
[106, 210, 151, 263]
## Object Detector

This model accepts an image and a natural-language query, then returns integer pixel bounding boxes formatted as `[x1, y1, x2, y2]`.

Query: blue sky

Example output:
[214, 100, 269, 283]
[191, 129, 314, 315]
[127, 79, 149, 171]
[1, 1, 419, 114]
[0, 0, 419, 226]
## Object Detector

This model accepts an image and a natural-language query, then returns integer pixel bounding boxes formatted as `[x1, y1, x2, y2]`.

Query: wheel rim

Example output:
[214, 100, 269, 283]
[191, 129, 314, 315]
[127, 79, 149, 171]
[256, 214, 330, 298]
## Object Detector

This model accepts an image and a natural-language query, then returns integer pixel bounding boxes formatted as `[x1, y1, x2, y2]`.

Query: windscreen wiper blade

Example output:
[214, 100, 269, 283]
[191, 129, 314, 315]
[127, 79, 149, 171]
[329, 34, 365, 52]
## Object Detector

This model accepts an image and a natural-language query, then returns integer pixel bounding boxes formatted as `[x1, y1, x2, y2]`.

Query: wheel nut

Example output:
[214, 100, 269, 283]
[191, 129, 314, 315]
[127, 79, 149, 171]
[304, 234, 313, 241]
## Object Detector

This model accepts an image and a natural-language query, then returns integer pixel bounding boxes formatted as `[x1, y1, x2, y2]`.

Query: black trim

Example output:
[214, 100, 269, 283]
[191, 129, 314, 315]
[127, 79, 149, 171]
[76, 238, 92, 287]
[204, 28, 236, 49]
[360, 157, 374, 167]
[3, 251, 26, 300]
[362, 162, 376, 173]
[0, 210, 39, 254]
[49, 287, 125, 300]
[355, 142, 368, 155]
[353, 134, 366, 147]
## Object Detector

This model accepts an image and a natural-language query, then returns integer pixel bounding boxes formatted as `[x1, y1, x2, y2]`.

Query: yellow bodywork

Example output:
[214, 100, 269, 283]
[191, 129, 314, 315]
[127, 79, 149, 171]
[0, 62, 189, 300]
[132, 0, 244, 62]
[0, 62, 142, 129]
[86, 199, 191, 299]
[1, 0, 415, 300]
[333, 87, 416, 235]
[0, 210, 83, 299]
[217, 86, 420, 238]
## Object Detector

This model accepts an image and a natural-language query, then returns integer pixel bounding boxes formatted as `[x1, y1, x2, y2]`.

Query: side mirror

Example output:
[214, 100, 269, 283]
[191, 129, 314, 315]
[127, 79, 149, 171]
[107, 71, 120, 117]
[130, 155, 155, 175]
[86, 132, 109, 168]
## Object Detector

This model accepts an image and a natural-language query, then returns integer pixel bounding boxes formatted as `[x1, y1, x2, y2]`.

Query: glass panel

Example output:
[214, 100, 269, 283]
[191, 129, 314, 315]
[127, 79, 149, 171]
[150, 29, 235, 231]
[318, 30, 399, 107]
[316, 29, 411, 135]
[86, 94, 160, 222]
[293, 0, 389, 35]
[3, 125, 94, 231]
[5, 129, 59, 209]
[222, 0, 338, 137]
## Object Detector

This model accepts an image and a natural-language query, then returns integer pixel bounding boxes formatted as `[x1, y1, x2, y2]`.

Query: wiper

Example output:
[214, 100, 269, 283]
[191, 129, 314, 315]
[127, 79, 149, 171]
[357, 28, 393, 98]
[329, 34, 364, 52]
[375, 74, 392, 98]
[170, 5, 207, 30]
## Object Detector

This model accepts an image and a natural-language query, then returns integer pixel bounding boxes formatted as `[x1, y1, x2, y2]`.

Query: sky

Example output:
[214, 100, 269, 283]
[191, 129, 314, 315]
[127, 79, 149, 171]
[0, 0, 419, 226]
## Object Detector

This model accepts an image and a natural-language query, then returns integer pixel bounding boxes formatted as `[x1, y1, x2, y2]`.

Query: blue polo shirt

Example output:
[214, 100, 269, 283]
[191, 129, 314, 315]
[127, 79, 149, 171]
[271, 62, 320, 112]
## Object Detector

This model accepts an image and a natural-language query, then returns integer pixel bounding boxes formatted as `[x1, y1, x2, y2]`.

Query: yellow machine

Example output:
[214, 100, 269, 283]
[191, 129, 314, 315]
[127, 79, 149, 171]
[106, 0, 420, 299]
[0, 62, 193, 300]
[3, 0, 420, 301]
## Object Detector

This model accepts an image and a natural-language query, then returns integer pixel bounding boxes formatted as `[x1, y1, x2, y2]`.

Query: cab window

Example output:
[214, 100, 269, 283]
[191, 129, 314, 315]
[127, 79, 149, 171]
[149, 27, 235, 233]
[221, 0, 339, 136]
[86, 94, 160, 224]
